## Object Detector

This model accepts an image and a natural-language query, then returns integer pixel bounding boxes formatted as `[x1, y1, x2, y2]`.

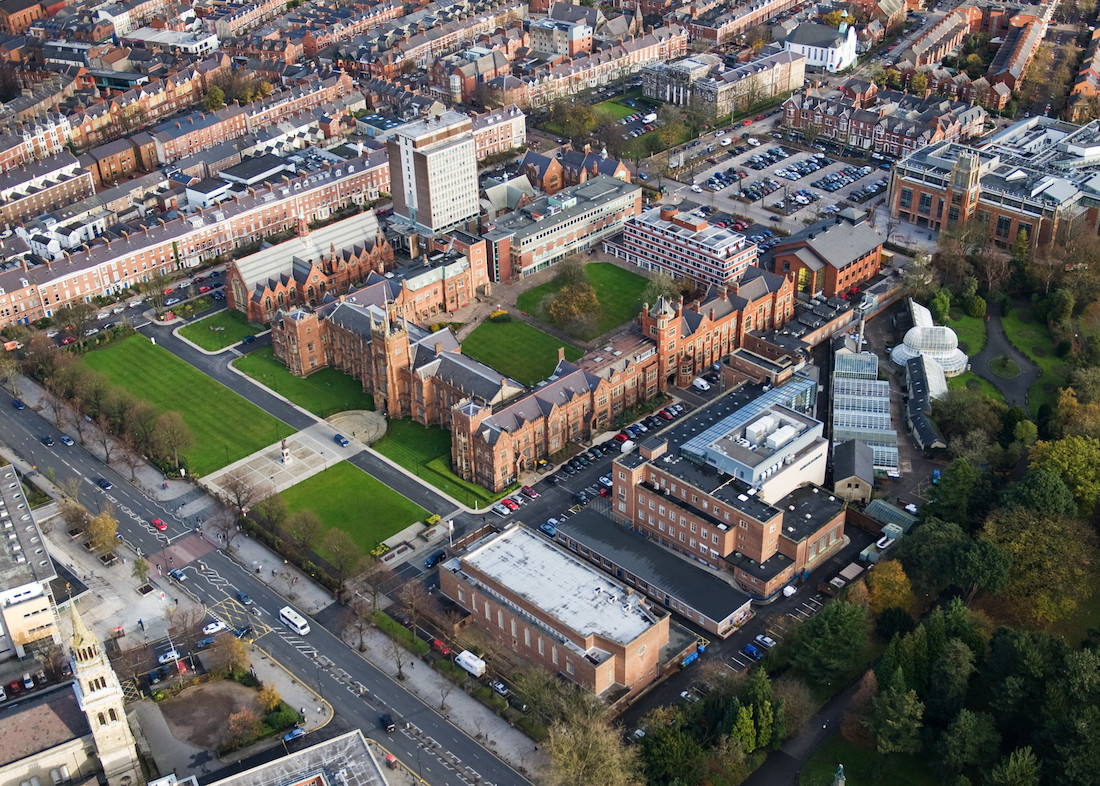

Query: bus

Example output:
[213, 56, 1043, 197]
[279, 606, 310, 635]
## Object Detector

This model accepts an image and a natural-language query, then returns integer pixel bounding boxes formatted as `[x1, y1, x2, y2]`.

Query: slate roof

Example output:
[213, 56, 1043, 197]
[0, 684, 90, 769]
[833, 439, 873, 484]
[786, 22, 848, 49]
[773, 212, 882, 270]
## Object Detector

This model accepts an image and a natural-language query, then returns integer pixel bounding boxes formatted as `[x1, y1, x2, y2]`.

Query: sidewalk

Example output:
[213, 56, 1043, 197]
[333, 600, 549, 778]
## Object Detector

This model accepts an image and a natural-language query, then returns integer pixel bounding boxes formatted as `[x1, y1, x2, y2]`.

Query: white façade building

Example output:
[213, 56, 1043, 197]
[783, 23, 858, 73]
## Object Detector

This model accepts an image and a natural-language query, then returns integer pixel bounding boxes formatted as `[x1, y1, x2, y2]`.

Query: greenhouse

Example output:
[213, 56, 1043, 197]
[831, 351, 899, 470]
[889, 299, 969, 376]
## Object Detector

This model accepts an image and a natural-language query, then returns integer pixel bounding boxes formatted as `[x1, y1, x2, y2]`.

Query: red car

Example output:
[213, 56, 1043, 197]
[755, 114, 765, 121]
[742, 119, 752, 126]
[151, 518, 167, 531]
[199, 285, 211, 293]
[431, 639, 452, 655]
[61, 337, 76, 345]
[502, 498, 519, 511]
[612, 433, 629, 443]
[163, 287, 174, 295]
[521, 485, 539, 499]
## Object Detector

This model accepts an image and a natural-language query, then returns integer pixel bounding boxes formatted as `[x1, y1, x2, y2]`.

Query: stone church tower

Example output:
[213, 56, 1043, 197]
[70, 602, 141, 786]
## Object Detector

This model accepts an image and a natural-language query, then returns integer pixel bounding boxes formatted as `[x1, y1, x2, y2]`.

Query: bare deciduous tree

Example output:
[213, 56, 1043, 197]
[438, 676, 455, 710]
[221, 468, 260, 514]
[345, 597, 373, 652]
[386, 636, 409, 680]
[208, 508, 241, 550]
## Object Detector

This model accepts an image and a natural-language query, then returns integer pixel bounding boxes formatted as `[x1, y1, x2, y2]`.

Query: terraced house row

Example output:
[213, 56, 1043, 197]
[0, 150, 381, 326]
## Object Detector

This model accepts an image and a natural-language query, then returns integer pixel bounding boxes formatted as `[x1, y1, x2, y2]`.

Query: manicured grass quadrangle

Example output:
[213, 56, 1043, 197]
[461, 320, 583, 387]
[515, 262, 651, 340]
[279, 462, 427, 553]
[800, 736, 937, 786]
[178, 309, 263, 352]
[83, 336, 287, 476]
[234, 346, 374, 417]
[1000, 307, 1069, 414]
[373, 419, 510, 507]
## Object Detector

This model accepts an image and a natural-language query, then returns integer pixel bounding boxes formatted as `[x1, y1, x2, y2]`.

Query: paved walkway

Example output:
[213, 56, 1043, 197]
[967, 312, 1040, 412]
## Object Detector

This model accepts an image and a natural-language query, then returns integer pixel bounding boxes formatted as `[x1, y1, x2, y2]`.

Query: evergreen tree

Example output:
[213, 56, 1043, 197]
[867, 668, 925, 755]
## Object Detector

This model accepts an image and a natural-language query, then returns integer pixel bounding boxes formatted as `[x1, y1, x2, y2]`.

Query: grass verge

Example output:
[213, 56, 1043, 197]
[799, 736, 938, 786]
[234, 346, 374, 417]
[1000, 307, 1069, 413]
[461, 320, 583, 386]
[279, 462, 427, 552]
[515, 262, 650, 340]
[83, 336, 286, 475]
[946, 308, 987, 355]
[373, 419, 511, 508]
[178, 310, 263, 352]
[947, 370, 1005, 403]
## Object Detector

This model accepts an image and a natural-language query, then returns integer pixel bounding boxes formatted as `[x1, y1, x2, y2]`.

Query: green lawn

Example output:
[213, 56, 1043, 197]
[234, 347, 374, 417]
[1000, 308, 1069, 413]
[800, 736, 938, 786]
[178, 310, 264, 352]
[515, 262, 651, 339]
[947, 370, 1005, 403]
[946, 308, 987, 355]
[461, 320, 583, 387]
[279, 462, 427, 553]
[593, 96, 638, 120]
[373, 419, 512, 508]
[84, 336, 287, 475]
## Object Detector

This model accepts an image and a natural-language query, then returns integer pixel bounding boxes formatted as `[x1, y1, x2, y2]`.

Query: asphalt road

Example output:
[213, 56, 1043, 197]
[0, 390, 527, 786]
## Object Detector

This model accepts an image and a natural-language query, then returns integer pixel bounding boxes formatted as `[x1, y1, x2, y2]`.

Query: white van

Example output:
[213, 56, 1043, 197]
[692, 377, 711, 392]
[620, 440, 636, 453]
[279, 606, 310, 635]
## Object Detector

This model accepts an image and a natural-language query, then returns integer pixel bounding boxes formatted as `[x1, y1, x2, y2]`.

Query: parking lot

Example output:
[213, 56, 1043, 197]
[685, 137, 892, 225]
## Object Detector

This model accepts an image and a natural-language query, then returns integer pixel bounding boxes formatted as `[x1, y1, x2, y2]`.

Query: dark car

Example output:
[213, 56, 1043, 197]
[284, 727, 306, 742]
[333, 434, 350, 447]
[237, 591, 253, 605]
[241, 335, 256, 345]
[196, 636, 216, 650]
[743, 643, 763, 660]
[425, 550, 447, 569]
[380, 713, 396, 732]
[234, 625, 253, 638]
[147, 669, 161, 685]
[41, 436, 54, 447]
[97, 478, 113, 490]
[11, 399, 24, 410]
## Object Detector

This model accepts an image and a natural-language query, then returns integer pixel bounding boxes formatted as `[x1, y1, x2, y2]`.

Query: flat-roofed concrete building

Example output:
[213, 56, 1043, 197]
[605, 204, 758, 286]
[388, 110, 480, 235]
[439, 526, 671, 699]
[554, 510, 753, 638]
[0, 461, 61, 662]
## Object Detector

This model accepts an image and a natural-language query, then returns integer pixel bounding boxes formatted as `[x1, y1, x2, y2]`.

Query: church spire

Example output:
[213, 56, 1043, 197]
[70, 598, 97, 662]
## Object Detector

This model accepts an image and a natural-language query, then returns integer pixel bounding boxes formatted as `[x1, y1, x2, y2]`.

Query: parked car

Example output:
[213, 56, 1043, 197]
[168, 568, 187, 582]
[333, 434, 350, 447]
[203, 620, 228, 635]
[11, 399, 25, 410]
[490, 680, 510, 697]
[521, 485, 539, 499]
[157, 650, 181, 665]
[539, 520, 558, 537]
[425, 549, 447, 569]
[491, 503, 511, 517]
[754, 634, 777, 649]
[284, 728, 306, 742]
[164, 298, 180, 306]
[743, 643, 763, 660]
[431, 639, 452, 655]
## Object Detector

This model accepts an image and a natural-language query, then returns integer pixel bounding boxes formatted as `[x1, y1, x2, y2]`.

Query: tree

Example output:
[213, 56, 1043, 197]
[894, 517, 969, 592]
[94, 416, 117, 465]
[932, 389, 1005, 443]
[204, 85, 225, 111]
[55, 301, 98, 348]
[910, 71, 929, 96]
[937, 709, 1000, 779]
[152, 411, 193, 470]
[252, 491, 288, 534]
[213, 633, 251, 673]
[345, 597, 373, 652]
[546, 693, 642, 786]
[208, 508, 241, 550]
[228, 707, 259, 746]
[257, 684, 282, 712]
[822, 10, 844, 26]
[841, 670, 878, 747]
[128, 400, 159, 454]
[437, 674, 454, 711]
[988, 747, 1041, 786]
[951, 539, 1011, 601]
[59, 499, 91, 534]
[399, 581, 432, 637]
[0, 349, 19, 397]
[286, 510, 323, 555]
[640, 724, 706, 784]
[866, 560, 916, 616]
[548, 281, 600, 333]
[385, 635, 409, 680]
[980, 507, 1098, 626]
[87, 509, 118, 554]
[926, 637, 975, 724]
[867, 668, 924, 755]
[362, 558, 397, 613]
[790, 600, 869, 684]
[1028, 435, 1100, 508]
[322, 528, 363, 597]
[901, 252, 937, 300]
[642, 272, 692, 305]
[119, 436, 143, 482]
[132, 557, 150, 585]
[221, 468, 260, 514]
